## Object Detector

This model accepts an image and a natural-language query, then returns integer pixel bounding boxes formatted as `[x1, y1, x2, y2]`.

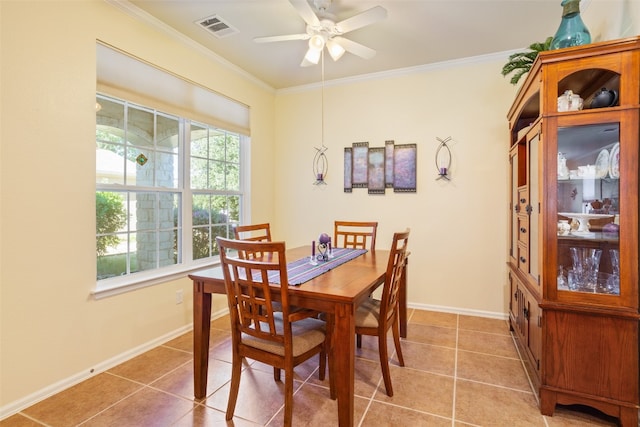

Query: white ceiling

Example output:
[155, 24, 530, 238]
[125, 0, 565, 89]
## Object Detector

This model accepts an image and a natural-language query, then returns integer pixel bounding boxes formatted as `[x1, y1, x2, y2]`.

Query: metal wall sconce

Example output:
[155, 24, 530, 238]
[435, 136, 452, 180]
[313, 145, 328, 185]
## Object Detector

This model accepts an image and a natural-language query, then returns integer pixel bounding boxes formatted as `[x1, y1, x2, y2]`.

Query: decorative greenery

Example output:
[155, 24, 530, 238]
[501, 37, 553, 85]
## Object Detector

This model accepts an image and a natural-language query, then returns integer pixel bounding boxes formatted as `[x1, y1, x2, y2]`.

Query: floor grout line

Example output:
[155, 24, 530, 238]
[6, 311, 621, 426]
[75, 385, 145, 426]
[451, 314, 459, 426]
[9, 412, 50, 427]
[366, 399, 454, 423]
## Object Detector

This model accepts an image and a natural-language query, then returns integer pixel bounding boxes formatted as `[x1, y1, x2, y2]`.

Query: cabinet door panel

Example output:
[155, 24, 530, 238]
[526, 301, 541, 373]
[509, 270, 518, 323]
[510, 150, 520, 266]
[528, 132, 540, 286]
[544, 310, 638, 401]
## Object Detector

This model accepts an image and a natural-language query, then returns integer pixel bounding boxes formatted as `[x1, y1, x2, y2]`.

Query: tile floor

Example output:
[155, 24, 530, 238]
[1, 309, 623, 426]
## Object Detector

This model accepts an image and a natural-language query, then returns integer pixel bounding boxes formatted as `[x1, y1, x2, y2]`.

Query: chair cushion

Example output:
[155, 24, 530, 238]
[355, 298, 381, 328]
[242, 313, 326, 357]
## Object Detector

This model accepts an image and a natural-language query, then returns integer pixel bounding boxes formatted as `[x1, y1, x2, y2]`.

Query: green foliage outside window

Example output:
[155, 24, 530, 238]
[96, 192, 127, 256]
[180, 202, 231, 260]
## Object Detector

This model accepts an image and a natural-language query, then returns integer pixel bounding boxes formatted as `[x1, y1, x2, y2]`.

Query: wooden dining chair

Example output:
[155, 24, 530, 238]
[355, 228, 410, 397]
[334, 221, 378, 250]
[232, 223, 272, 259]
[216, 237, 333, 426]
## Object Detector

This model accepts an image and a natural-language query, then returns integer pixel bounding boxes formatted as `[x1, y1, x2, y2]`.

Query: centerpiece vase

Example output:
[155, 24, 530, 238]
[550, 0, 591, 50]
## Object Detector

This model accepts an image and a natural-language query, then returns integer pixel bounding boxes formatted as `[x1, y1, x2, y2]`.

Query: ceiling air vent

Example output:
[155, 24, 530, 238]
[196, 15, 238, 38]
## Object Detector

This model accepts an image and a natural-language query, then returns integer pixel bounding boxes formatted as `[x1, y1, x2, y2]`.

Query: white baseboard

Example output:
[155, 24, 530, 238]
[0, 308, 229, 421]
[407, 302, 509, 321]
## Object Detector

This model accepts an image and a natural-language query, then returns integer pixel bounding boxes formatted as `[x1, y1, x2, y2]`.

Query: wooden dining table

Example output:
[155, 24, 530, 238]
[189, 245, 408, 426]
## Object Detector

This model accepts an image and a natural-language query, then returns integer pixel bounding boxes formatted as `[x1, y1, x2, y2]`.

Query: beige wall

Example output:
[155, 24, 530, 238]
[583, 0, 640, 40]
[0, 0, 274, 412]
[273, 59, 517, 316]
[0, 0, 634, 418]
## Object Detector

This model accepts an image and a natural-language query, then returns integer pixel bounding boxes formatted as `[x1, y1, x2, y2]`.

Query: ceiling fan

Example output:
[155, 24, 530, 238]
[254, 0, 387, 66]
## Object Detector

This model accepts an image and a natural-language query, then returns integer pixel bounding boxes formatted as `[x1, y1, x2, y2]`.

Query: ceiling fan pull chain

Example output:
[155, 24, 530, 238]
[321, 49, 325, 148]
[313, 51, 328, 185]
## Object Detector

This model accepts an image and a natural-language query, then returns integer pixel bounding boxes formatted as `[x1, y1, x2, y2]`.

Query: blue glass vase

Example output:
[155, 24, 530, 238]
[551, 0, 591, 50]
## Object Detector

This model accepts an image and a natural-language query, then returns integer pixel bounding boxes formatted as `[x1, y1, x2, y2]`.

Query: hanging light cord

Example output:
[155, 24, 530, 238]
[312, 50, 328, 184]
[321, 50, 326, 150]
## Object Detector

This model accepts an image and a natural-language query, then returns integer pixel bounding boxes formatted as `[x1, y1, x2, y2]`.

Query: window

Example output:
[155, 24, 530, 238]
[96, 94, 245, 291]
[190, 124, 241, 259]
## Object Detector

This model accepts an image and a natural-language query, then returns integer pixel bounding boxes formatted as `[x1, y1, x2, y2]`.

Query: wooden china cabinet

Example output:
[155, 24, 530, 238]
[507, 36, 640, 425]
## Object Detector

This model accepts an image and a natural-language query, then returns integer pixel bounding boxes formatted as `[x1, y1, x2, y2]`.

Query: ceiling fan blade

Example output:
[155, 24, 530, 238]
[335, 6, 387, 34]
[332, 36, 376, 59]
[289, 0, 320, 27]
[254, 33, 310, 43]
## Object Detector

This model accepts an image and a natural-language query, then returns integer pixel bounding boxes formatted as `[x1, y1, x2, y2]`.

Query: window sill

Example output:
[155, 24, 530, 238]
[92, 259, 221, 300]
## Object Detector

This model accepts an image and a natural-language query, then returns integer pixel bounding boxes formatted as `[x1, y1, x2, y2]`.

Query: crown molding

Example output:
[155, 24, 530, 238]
[104, 0, 275, 93]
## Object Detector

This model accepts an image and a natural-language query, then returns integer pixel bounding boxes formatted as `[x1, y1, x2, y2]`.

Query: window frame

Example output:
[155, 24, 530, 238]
[94, 94, 250, 299]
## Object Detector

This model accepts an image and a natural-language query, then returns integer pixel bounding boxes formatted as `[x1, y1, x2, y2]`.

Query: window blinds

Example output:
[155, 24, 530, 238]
[96, 42, 250, 136]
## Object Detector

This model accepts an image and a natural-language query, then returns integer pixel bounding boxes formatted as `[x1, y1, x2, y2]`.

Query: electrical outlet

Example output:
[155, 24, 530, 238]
[175, 289, 183, 304]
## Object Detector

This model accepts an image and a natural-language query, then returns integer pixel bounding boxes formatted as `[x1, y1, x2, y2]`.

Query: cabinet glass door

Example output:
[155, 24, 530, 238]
[556, 123, 620, 295]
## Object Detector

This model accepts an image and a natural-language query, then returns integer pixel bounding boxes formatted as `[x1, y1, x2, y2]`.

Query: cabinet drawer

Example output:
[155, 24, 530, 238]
[517, 242, 529, 273]
[517, 188, 528, 213]
[517, 215, 529, 245]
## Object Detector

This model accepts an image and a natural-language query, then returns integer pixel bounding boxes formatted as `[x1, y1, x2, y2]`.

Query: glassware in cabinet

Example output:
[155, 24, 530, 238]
[555, 122, 620, 296]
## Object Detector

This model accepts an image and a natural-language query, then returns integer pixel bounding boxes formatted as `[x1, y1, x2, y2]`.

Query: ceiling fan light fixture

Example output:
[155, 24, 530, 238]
[304, 47, 322, 64]
[326, 39, 345, 61]
[308, 34, 326, 51]
[254, 0, 387, 68]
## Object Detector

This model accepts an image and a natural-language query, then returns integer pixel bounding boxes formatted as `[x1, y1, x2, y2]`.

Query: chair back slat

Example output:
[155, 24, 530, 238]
[334, 221, 378, 251]
[218, 237, 289, 345]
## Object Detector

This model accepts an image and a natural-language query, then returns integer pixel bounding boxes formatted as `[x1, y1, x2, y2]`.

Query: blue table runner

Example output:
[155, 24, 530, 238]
[269, 248, 367, 286]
